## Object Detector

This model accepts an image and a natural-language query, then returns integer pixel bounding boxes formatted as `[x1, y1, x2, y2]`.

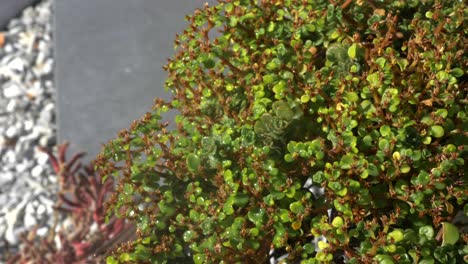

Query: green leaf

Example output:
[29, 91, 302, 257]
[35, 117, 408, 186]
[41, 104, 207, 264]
[252, 104, 266, 119]
[422, 136, 432, 145]
[348, 43, 358, 59]
[344, 91, 359, 103]
[416, 170, 430, 185]
[284, 153, 294, 162]
[397, 59, 409, 71]
[332, 216, 344, 228]
[290, 201, 305, 214]
[333, 199, 351, 216]
[272, 101, 294, 120]
[419, 257, 435, 264]
[267, 21, 275, 32]
[254, 114, 272, 134]
[193, 254, 205, 264]
[436, 71, 449, 82]
[226, 83, 235, 91]
[387, 229, 404, 243]
[380, 125, 391, 137]
[234, 193, 249, 207]
[360, 169, 369, 179]
[201, 136, 216, 153]
[225, 2, 234, 12]
[363, 135, 373, 146]
[316, 242, 329, 253]
[374, 254, 395, 264]
[450, 68, 464, 77]
[119, 253, 134, 262]
[441, 222, 459, 245]
[312, 171, 325, 183]
[223, 203, 235, 215]
[263, 74, 275, 84]
[404, 229, 418, 243]
[279, 209, 291, 223]
[419, 225, 434, 239]
[272, 225, 286, 247]
[340, 154, 354, 169]
[272, 80, 286, 98]
[203, 58, 216, 69]
[367, 163, 379, 176]
[229, 16, 238, 27]
[366, 72, 380, 87]
[435, 109, 448, 118]
[300, 94, 310, 103]
[240, 12, 256, 22]
[327, 4, 335, 19]
[378, 138, 390, 151]
[430, 125, 444, 138]
[375, 57, 386, 68]
[326, 44, 347, 63]
[183, 230, 197, 242]
[186, 153, 201, 172]
[106, 256, 118, 264]
[421, 115, 433, 125]
[248, 207, 266, 225]
[336, 187, 348, 197]
[400, 164, 411, 174]
[267, 58, 281, 71]
[315, 151, 325, 160]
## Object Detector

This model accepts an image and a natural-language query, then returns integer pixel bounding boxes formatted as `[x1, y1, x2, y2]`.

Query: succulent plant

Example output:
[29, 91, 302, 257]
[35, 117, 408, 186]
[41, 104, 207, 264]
[7, 143, 132, 264]
[95, 0, 467, 263]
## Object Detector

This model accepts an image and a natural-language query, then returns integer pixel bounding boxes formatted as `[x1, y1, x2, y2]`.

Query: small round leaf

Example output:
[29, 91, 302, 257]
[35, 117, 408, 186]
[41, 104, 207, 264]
[186, 153, 201, 172]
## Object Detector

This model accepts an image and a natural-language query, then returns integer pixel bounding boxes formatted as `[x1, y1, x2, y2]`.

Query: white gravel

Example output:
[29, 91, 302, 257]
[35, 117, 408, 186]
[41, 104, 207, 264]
[0, 0, 57, 257]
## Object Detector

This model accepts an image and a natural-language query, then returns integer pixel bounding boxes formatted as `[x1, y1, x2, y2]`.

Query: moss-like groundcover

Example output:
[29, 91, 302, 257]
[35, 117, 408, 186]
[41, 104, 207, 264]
[95, 0, 467, 263]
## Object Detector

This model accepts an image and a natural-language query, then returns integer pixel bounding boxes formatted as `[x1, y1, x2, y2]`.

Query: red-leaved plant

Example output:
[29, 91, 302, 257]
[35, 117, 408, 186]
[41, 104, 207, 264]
[6, 143, 135, 264]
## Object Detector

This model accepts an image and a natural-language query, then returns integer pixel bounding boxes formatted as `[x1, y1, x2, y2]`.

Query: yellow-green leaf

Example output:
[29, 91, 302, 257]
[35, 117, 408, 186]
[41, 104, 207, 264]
[441, 222, 459, 245]
[430, 125, 444, 138]
[348, 43, 358, 59]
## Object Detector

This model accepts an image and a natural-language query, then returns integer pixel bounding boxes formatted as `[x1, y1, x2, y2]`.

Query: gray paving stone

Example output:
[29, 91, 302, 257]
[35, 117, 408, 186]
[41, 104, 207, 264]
[55, 0, 216, 162]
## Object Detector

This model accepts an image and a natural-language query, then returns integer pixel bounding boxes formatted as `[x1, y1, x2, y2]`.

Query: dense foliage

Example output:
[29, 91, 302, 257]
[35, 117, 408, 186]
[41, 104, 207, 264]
[95, 0, 467, 263]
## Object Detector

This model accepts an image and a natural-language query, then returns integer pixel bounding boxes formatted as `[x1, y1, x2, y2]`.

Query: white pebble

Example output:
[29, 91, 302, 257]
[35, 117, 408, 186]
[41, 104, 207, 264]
[36, 204, 46, 215]
[41, 58, 53, 74]
[7, 57, 26, 72]
[6, 100, 17, 112]
[24, 120, 34, 131]
[0, 171, 14, 183]
[36, 151, 49, 165]
[31, 165, 44, 178]
[24, 213, 37, 228]
[15, 161, 30, 173]
[25, 202, 35, 215]
[5, 228, 18, 244]
[39, 135, 53, 147]
[3, 150, 17, 163]
[3, 83, 23, 98]
[35, 49, 46, 65]
[36, 226, 48, 236]
[5, 126, 19, 138]
[39, 196, 54, 207]
[4, 44, 13, 53]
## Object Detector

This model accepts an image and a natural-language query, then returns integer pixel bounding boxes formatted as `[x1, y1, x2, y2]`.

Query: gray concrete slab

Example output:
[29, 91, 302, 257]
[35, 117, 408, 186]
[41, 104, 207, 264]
[0, 0, 38, 29]
[55, 0, 216, 161]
